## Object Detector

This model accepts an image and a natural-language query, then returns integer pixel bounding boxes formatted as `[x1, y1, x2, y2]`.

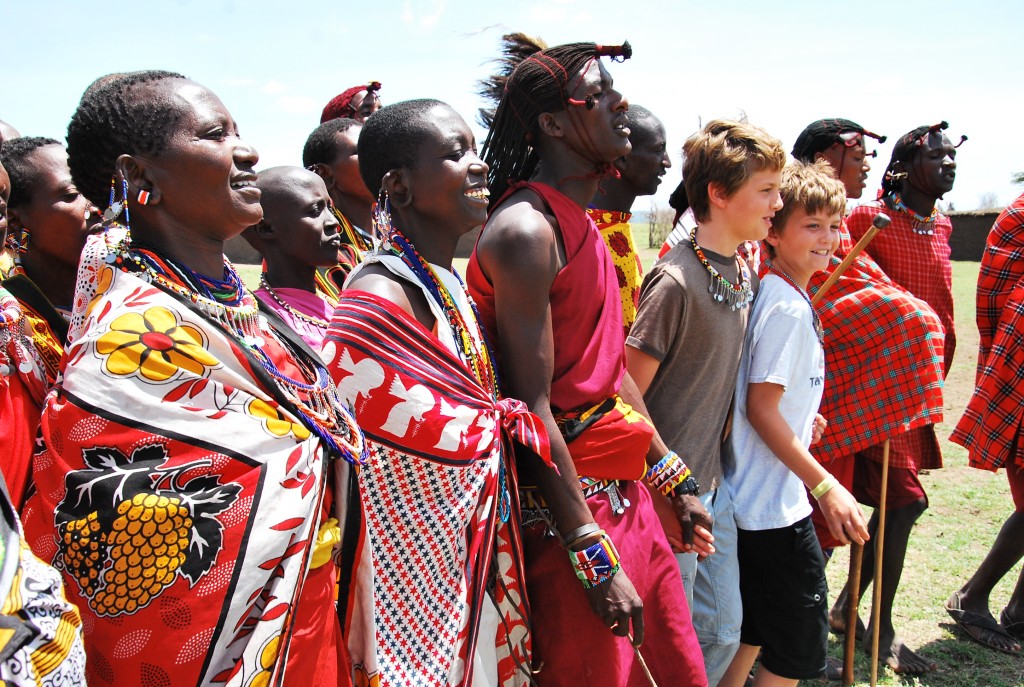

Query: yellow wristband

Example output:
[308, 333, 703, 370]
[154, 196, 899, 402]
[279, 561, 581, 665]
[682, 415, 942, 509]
[811, 474, 839, 500]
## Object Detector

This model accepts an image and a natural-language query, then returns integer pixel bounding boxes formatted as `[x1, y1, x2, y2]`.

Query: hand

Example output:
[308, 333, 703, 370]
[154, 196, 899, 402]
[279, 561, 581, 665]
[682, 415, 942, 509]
[818, 483, 869, 546]
[671, 493, 715, 560]
[583, 568, 645, 646]
[811, 413, 827, 445]
[646, 484, 685, 553]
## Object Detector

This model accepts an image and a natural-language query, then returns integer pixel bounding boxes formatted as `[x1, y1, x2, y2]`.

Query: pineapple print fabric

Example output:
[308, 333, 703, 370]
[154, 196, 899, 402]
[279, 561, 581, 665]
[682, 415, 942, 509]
[22, 231, 348, 686]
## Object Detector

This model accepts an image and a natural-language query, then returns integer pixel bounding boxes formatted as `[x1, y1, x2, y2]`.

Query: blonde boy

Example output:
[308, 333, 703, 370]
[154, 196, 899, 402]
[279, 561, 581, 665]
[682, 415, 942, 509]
[719, 161, 869, 687]
[627, 119, 786, 686]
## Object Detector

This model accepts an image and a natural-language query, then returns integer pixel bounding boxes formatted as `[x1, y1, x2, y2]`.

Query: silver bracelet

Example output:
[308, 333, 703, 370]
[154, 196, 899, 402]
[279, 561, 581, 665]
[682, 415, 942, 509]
[561, 522, 601, 547]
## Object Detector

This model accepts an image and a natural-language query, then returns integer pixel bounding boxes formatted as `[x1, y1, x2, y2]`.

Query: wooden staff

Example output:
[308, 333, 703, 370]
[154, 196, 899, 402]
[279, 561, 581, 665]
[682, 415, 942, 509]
[628, 634, 660, 687]
[807, 212, 890, 685]
[870, 439, 891, 687]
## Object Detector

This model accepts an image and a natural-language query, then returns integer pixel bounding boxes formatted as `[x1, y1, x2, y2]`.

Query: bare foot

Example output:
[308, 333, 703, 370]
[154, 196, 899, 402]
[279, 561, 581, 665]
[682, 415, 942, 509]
[863, 634, 937, 675]
[829, 603, 865, 641]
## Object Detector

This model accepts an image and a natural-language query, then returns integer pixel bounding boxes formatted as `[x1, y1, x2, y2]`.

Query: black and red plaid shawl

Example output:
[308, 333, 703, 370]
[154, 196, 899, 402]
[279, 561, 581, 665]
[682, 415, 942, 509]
[804, 221, 946, 470]
[951, 193, 1024, 471]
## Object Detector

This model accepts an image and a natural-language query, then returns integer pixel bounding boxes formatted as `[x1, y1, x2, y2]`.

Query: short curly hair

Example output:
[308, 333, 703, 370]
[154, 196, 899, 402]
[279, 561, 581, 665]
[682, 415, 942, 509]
[66, 69, 187, 207]
[302, 118, 362, 169]
[357, 98, 448, 195]
[0, 136, 62, 209]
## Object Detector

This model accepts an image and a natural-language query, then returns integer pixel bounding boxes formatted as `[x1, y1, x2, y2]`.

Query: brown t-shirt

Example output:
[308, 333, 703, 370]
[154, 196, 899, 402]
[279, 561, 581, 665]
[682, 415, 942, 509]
[626, 240, 756, 491]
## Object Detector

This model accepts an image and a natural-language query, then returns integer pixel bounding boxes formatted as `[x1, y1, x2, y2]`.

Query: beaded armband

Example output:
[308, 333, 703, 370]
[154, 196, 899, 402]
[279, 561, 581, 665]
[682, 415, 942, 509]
[569, 532, 621, 589]
[646, 451, 700, 498]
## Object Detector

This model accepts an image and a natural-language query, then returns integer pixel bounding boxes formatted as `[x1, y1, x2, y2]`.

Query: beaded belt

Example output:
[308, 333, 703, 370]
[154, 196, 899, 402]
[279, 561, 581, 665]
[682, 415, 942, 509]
[519, 477, 632, 531]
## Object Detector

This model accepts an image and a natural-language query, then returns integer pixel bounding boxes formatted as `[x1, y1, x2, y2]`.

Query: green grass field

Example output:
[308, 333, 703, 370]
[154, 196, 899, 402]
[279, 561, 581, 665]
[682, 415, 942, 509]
[240, 247, 1024, 685]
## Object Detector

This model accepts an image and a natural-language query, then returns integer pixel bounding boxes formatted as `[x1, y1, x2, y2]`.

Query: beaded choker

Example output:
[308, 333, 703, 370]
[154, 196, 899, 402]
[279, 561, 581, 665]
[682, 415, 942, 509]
[690, 228, 753, 310]
[768, 263, 824, 345]
[258, 274, 336, 330]
[109, 236, 366, 465]
[0, 288, 42, 377]
[891, 193, 937, 235]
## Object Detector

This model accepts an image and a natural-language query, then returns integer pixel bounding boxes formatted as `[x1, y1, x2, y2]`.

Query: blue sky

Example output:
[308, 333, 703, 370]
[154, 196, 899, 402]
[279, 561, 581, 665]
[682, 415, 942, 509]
[5, 0, 1022, 211]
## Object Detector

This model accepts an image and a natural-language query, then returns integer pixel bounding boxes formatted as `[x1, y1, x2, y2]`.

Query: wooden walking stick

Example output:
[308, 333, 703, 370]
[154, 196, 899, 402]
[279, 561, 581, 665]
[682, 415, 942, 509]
[870, 439, 890, 687]
[628, 634, 660, 687]
[807, 212, 890, 686]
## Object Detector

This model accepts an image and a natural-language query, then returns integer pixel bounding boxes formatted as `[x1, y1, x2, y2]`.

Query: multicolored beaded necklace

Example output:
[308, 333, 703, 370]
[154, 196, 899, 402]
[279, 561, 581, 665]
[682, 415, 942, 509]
[0, 287, 41, 377]
[385, 229, 497, 396]
[690, 227, 754, 310]
[767, 262, 824, 345]
[258, 273, 336, 330]
[110, 236, 366, 465]
[384, 226, 509, 521]
[891, 193, 937, 236]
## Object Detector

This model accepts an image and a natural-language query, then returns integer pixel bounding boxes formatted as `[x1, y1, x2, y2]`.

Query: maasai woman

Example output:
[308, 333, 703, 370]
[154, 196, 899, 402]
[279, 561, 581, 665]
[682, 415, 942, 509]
[243, 166, 342, 351]
[20, 71, 366, 686]
[0, 158, 87, 685]
[324, 98, 548, 687]
[320, 81, 382, 123]
[0, 136, 99, 504]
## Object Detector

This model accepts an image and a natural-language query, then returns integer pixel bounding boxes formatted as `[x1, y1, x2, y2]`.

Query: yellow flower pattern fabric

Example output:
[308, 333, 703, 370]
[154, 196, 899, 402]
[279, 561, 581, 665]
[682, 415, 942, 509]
[588, 209, 644, 338]
[246, 398, 312, 441]
[96, 306, 219, 382]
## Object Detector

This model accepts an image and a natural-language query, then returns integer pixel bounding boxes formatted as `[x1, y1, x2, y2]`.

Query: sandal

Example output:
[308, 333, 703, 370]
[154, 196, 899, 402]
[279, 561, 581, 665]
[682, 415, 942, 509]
[944, 592, 1021, 655]
[1000, 608, 1024, 642]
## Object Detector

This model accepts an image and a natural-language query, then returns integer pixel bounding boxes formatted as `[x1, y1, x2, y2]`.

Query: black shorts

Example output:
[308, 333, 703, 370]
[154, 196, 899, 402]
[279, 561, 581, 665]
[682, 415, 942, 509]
[737, 516, 828, 680]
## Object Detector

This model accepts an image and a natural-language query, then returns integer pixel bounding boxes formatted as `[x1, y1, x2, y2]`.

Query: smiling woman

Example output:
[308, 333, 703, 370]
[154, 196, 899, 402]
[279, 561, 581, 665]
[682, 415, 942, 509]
[20, 70, 367, 687]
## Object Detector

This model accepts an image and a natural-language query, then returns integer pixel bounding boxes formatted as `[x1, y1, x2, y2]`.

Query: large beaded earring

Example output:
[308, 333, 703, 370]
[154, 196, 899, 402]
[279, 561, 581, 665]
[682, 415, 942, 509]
[371, 188, 392, 242]
[102, 174, 132, 231]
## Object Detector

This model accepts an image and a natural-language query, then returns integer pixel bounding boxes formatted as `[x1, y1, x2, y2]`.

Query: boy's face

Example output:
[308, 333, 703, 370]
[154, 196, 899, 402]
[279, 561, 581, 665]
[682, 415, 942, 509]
[767, 207, 841, 284]
[265, 172, 342, 269]
[717, 168, 784, 242]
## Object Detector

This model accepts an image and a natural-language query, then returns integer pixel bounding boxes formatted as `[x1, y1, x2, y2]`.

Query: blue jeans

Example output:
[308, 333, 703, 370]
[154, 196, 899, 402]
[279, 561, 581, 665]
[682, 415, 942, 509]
[677, 484, 742, 687]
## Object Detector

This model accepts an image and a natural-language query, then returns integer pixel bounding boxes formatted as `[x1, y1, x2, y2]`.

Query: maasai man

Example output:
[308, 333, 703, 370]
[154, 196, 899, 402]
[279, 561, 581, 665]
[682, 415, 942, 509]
[0, 158, 87, 685]
[22, 70, 366, 686]
[840, 121, 965, 675]
[324, 98, 548, 687]
[320, 81, 382, 123]
[242, 166, 341, 351]
[0, 137, 100, 503]
[303, 118, 376, 295]
[467, 40, 711, 686]
[792, 118, 946, 676]
[588, 104, 671, 337]
[947, 191, 1024, 654]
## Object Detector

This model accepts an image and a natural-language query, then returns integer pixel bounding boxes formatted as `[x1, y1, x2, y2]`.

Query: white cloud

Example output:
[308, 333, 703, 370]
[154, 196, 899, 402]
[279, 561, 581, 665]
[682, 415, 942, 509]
[401, 0, 447, 31]
[275, 95, 318, 115]
[261, 80, 287, 95]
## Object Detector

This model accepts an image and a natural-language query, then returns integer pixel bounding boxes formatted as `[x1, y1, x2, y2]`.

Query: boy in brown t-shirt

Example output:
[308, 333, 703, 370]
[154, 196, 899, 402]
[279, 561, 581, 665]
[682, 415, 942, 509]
[626, 119, 786, 686]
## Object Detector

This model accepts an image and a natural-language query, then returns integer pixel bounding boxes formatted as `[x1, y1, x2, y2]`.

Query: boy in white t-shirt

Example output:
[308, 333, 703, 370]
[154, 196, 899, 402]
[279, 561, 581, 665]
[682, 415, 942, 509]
[719, 161, 870, 687]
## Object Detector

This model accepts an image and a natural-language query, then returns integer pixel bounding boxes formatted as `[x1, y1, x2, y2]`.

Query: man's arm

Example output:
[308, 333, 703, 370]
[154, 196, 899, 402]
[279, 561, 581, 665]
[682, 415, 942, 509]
[477, 198, 645, 645]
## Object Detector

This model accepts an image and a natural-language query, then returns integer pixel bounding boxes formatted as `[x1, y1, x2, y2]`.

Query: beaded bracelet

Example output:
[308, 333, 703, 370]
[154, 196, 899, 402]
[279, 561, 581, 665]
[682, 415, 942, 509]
[569, 531, 622, 589]
[646, 451, 696, 498]
[811, 474, 839, 500]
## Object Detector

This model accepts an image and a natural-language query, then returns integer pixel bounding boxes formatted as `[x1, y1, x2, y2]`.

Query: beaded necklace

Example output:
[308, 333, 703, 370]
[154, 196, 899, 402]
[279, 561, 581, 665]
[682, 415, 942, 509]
[767, 262, 824, 345]
[110, 236, 366, 465]
[891, 193, 937, 236]
[689, 227, 753, 310]
[385, 229, 497, 395]
[384, 227, 509, 522]
[0, 288, 42, 377]
[258, 273, 336, 330]
[332, 206, 371, 253]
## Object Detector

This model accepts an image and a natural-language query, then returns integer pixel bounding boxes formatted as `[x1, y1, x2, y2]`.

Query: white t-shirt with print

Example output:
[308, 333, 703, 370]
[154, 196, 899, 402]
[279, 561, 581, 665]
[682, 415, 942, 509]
[727, 273, 825, 530]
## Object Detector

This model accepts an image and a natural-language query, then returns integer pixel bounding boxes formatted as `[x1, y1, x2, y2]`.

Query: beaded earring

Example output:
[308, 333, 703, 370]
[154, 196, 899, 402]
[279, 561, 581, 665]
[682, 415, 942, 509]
[371, 188, 392, 242]
[102, 174, 132, 229]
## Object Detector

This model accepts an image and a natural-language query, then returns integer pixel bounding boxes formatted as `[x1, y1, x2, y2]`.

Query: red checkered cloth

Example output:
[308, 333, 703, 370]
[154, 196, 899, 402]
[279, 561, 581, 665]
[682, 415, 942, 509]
[951, 195, 1024, 471]
[975, 192, 1024, 362]
[803, 220, 945, 471]
[847, 201, 956, 375]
